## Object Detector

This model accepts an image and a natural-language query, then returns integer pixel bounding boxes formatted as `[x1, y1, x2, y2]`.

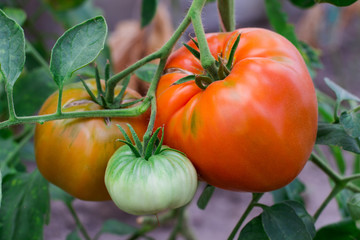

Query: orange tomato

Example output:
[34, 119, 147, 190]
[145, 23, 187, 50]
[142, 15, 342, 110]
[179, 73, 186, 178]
[155, 28, 318, 192]
[35, 79, 148, 201]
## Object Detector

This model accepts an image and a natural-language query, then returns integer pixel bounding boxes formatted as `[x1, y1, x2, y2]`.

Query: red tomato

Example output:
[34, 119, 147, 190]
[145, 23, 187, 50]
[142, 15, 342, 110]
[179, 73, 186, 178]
[35, 79, 148, 201]
[155, 28, 318, 192]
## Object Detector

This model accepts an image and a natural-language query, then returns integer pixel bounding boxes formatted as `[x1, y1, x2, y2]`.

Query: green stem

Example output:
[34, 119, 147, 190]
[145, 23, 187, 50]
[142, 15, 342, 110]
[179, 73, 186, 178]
[313, 184, 343, 221]
[0, 98, 151, 129]
[142, 58, 167, 150]
[190, 9, 218, 80]
[5, 84, 17, 121]
[343, 173, 360, 184]
[310, 152, 342, 183]
[56, 86, 63, 115]
[227, 193, 264, 240]
[217, 0, 236, 32]
[66, 202, 91, 240]
[105, 51, 161, 103]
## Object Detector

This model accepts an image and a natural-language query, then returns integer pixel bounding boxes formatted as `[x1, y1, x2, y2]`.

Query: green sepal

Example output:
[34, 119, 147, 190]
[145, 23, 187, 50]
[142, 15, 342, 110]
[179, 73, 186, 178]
[190, 35, 199, 48]
[113, 76, 131, 105]
[154, 127, 165, 155]
[79, 78, 100, 105]
[195, 75, 213, 90]
[113, 98, 144, 109]
[171, 75, 196, 86]
[116, 124, 133, 145]
[144, 127, 162, 160]
[126, 124, 143, 156]
[94, 65, 104, 99]
[184, 43, 200, 60]
[117, 140, 142, 158]
[105, 60, 110, 82]
[226, 33, 241, 70]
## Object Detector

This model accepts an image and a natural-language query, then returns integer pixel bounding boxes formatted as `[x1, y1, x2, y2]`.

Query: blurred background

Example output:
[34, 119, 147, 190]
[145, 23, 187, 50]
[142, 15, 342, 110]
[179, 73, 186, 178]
[1, 0, 360, 239]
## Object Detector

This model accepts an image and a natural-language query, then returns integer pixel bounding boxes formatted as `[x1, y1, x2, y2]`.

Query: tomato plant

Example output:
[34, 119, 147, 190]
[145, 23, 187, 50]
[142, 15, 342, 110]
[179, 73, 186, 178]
[1, 0, 360, 239]
[155, 28, 318, 192]
[34, 79, 149, 201]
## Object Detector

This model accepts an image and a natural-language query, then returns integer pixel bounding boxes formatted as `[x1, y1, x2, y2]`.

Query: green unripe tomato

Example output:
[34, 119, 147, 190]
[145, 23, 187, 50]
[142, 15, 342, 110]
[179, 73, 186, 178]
[105, 145, 198, 215]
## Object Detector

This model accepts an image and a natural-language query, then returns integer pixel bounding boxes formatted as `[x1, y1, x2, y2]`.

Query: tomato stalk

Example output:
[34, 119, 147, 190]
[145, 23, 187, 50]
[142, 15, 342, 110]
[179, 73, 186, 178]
[217, 0, 236, 32]
[4, 83, 17, 121]
[227, 193, 264, 240]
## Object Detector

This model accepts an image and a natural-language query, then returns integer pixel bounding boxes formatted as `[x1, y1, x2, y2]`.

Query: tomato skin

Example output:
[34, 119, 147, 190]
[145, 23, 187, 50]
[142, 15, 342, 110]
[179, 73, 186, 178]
[105, 145, 198, 215]
[155, 28, 318, 192]
[34, 80, 148, 201]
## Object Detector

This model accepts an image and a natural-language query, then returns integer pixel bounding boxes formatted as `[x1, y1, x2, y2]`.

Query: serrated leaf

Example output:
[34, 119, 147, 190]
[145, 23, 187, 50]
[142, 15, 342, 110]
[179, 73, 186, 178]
[314, 219, 360, 240]
[141, 0, 158, 28]
[0, 9, 25, 87]
[49, 183, 74, 204]
[316, 122, 360, 154]
[289, 0, 316, 8]
[340, 111, 360, 138]
[134, 63, 158, 83]
[264, 0, 300, 48]
[0, 170, 50, 240]
[197, 184, 215, 210]
[238, 215, 269, 240]
[261, 203, 312, 240]
[2, 8, 27, 26]
[324, 78, 360, 104]
[315, 0, 357, 7]
[50, 16, 107, 87]
[272, 178, 305, 204]
[99, 219, 138, 236]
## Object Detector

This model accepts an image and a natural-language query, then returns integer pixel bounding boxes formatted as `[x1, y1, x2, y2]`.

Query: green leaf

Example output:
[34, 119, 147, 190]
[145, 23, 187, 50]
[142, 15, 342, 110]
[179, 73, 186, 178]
[66, 230, 81, 240]
[325, 78, 360, 104]
[289, 0, 316, 8]
[141, 0, 158, 28]
[0, 9, 25, 87]
[2, 8, 27, 26]
[0, 170, 50, 240]
[315, 0, 358, 7]
[98, 219, 138, 236]
[282, 201, 316, 238]
[49, 183, 74, 204]
[261, 203, 313, 240]
[340, 111, 360, 138]
[197, 184, 215, 210]
[336, 189, 352, 218]
[347, 193, 360, 221]
[172, 75, 196, 86]
[330, 146, 346, 175]
[314, 219, 360, 240]
[50, 16, 107, 88]
[13, 67, 56, 116]
[272, 178, 306, 204]
[238, 215, 269, 240]
[134, 63, 158, 83]
[316, 122, 360, 154]
[264, 0, 300, 48]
